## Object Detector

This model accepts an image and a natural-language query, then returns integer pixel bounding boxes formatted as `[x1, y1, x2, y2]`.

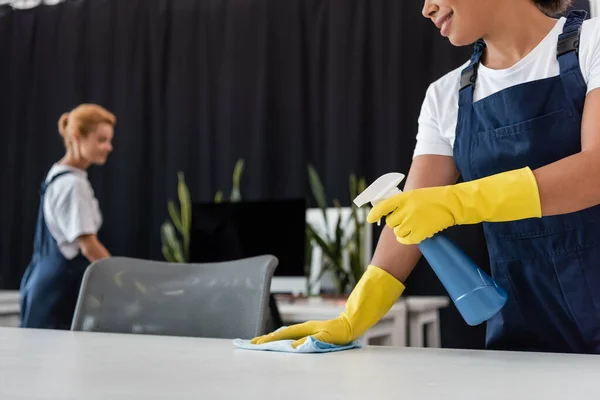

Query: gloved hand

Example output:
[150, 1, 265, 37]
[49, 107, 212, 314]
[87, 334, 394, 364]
[250, 264, 405, 348]
[367, 167, 542, 245]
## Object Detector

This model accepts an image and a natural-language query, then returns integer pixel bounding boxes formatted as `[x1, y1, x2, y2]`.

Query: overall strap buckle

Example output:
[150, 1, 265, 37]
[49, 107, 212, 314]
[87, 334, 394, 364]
[460, 63, 479, 91]
[557, 27, 581, 57]
[459, 39, 485, 91]
[557, 9, 587, 59]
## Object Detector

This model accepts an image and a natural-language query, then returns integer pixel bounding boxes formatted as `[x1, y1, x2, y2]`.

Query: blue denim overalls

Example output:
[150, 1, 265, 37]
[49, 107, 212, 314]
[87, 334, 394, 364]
[453, 10, 600, 353]
[20, 171, 90, 329]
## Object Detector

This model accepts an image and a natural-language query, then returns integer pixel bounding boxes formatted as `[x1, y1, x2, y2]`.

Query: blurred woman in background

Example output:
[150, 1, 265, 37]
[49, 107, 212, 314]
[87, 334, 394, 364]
[20, 103, 116, 329]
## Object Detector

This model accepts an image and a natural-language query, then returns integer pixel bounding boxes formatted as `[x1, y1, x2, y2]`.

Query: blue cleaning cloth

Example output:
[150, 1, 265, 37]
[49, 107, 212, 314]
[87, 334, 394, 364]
[233, 336, 361, 353]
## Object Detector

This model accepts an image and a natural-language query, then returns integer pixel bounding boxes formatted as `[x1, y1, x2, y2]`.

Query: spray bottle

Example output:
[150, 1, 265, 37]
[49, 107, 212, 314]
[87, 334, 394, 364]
[353, 172, 507, 326]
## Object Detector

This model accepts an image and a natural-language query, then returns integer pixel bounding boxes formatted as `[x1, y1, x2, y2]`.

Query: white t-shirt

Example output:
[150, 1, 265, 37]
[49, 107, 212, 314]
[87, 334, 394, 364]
[414, 16, 600, 158]
[43, 164, 103, 259]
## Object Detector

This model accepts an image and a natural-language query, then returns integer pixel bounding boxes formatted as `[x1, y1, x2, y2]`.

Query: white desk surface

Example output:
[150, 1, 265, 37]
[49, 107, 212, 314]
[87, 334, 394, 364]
[1, 327, 599, 399]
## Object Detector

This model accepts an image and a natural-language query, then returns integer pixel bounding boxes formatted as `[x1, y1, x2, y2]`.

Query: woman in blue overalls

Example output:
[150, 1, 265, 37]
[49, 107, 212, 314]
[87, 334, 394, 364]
[253, 1, 600, 353]
[20, 104, 115, 329]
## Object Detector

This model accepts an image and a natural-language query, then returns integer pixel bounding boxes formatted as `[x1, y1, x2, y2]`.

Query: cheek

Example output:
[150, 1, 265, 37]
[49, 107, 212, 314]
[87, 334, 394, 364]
[451, 15, 483, 46]
[81, 143, 103, 157]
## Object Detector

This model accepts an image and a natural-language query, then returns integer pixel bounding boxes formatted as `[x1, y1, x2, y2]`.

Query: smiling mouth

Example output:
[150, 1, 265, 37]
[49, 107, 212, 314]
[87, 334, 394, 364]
[436, 11, 453, 36]
[435, 11, 453, 28]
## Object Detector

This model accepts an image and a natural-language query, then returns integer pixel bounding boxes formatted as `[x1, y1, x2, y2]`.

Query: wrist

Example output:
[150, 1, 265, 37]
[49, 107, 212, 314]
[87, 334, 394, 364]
[450, 167, 542, 224]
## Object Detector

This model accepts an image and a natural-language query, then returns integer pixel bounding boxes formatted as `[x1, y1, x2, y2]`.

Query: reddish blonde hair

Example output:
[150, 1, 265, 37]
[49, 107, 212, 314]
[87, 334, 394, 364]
[58, 104, 116, 151]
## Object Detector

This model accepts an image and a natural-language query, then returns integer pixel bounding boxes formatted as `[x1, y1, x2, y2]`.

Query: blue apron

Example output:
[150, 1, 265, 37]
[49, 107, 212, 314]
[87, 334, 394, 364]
[453, 10, 600, 354]
[20, 171, 90, 329]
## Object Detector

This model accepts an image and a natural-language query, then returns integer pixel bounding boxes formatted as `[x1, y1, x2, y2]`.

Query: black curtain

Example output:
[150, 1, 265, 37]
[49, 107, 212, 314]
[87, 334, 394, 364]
[0, 0, 589, 349]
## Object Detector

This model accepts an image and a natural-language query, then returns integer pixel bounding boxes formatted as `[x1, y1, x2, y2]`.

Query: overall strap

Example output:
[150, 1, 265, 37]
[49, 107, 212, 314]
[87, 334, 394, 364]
[557, 10, 587, 74]
[40, 170, 74, 195]
[33, 170, 75, 254]
[458, 39, 486, 106]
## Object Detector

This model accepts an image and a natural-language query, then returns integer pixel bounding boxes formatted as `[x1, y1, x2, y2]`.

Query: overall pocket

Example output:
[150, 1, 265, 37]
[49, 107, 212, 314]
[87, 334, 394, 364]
[552, 246, 600, 352]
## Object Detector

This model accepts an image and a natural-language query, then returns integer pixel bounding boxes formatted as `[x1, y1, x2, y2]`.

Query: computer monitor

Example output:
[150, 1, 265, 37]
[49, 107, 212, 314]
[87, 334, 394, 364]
[189, 198, 308, 294]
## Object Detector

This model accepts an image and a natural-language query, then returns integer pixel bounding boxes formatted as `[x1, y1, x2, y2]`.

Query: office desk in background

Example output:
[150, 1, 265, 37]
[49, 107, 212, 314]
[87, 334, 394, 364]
[1, 327, 599, 400]
[276, 295, 450, 348]
[0, 291, 19, 328]
[276, 296, 407, 346]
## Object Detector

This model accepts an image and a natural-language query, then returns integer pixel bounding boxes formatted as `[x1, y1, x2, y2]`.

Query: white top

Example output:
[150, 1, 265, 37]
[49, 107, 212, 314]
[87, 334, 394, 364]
[414, 16, 600, 158]
[1, 328, 599, 399]
[43, 163, 103, 259]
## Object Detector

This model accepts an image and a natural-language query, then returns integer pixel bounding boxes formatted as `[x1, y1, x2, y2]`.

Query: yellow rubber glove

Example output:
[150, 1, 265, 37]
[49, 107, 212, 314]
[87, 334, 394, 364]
[367, 167, 542, 245]
[250, 265, 405, 348]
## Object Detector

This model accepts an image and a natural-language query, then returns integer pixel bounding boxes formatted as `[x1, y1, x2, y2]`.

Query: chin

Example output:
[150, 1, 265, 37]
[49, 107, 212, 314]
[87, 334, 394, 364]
[448, 34, 479, 48]
[94, 158, 108, 166]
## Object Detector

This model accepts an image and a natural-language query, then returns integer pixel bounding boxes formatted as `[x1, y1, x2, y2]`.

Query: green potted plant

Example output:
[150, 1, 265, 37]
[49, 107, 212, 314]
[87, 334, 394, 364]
[305, 164, 368, 296]
[214, 158, 245, 203]
[160, 158, 245, 263]
[161, 172, 192, 263]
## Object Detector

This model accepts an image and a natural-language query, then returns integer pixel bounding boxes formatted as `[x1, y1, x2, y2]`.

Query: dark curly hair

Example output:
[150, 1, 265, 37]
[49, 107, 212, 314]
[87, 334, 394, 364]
[533, 0, 573, 16]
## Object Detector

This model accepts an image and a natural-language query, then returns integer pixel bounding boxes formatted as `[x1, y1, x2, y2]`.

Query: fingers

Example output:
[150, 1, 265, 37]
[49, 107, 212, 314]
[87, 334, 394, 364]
[393, 225, 412, 242]
[395, 228, 419, 245]
[291, 337, 308, 348]
[395, 225, 437, 245]
[366, 194, 405, 224]
[251, 322, 316, 345]
[384, 208, 407, 229]
[250, 335, 267, 344]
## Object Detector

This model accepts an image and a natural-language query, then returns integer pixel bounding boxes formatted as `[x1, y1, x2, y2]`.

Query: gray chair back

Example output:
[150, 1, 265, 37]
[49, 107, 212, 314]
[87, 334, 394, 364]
[71, 255, 278, 339]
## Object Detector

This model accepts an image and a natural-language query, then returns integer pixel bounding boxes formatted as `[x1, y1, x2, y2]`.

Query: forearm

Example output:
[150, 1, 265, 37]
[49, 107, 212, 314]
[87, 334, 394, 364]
[533, 88, 600, 216]
[79, 235, 111, 262]
[82, 242, 110, 262]
[534, 150, 600, 217]
[370, 227, 422, 282]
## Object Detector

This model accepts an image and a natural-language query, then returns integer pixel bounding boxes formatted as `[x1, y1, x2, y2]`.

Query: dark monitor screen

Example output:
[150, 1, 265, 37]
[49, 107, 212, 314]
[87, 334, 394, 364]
[189, 198, 307, 277]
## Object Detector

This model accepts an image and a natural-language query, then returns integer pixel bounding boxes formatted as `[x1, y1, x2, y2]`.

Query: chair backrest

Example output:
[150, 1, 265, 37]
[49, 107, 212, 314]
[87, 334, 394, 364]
[71, 255, 278, 340]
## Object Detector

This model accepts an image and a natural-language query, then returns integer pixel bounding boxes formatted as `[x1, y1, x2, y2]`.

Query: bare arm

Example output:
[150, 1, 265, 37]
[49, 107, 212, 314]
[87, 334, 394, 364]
[370, 155, 459, 282]
[534, 89, 600, 216]
[78, 234, 111, 262]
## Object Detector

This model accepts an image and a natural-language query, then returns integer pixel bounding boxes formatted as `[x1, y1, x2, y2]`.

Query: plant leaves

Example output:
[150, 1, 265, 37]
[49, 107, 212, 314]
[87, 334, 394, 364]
[347, 174, 369, 285]
[231, 158, 244, 202]
[177, 171, 192, 262]
[306, 223, 343, 271]
[167, 200, 183, 234]
[161, 221, 185, 263]
[307, 164, 329, 237]
[177, 172, 192, 232]
[230, 188, 241, 203]
[162, 245, 176, 263]
[333, 205, 344, 266]
[303, 171, 371, 294]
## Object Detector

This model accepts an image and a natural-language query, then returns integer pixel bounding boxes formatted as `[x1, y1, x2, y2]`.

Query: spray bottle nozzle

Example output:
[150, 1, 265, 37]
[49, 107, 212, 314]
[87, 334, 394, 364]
[353, 172, 405, 225]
